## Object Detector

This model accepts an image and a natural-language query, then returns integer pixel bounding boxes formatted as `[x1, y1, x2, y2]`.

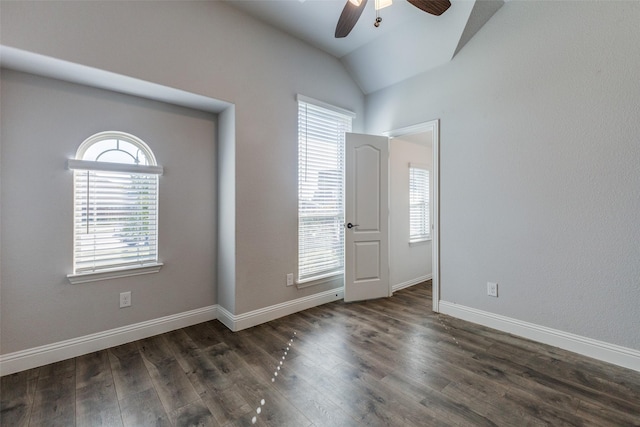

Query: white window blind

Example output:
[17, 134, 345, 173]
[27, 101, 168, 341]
[409, 165, 430, 242]
[68, 132, 162, 276]
[297, 96, 353, 283]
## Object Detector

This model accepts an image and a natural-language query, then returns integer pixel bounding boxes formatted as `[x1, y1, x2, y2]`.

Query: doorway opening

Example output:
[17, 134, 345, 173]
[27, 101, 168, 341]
[385, 120, 440, 312]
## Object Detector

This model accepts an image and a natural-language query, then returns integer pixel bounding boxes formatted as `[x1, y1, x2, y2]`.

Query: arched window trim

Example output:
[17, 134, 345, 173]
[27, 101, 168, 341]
[67, 131, 163, 284]
[75, 131, 158, 165]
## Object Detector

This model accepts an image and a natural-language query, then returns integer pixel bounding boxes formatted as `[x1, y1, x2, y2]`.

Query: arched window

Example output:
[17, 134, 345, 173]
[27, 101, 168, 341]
[68, 131, 163, 283]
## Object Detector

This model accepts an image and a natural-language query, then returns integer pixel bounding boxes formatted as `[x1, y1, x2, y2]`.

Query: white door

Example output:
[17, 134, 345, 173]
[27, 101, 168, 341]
[344, 133, 390, 302]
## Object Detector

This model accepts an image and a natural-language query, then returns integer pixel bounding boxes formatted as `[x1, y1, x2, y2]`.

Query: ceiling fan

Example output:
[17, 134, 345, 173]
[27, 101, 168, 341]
[335, 0, 451, 38]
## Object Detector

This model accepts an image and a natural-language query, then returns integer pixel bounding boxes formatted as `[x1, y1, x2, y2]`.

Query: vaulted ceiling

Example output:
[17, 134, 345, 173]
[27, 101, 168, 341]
[224, 0, 504, 94]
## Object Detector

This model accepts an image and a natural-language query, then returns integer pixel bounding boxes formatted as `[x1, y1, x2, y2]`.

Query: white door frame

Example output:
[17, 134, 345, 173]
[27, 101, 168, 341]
[384, 120, 440, 312]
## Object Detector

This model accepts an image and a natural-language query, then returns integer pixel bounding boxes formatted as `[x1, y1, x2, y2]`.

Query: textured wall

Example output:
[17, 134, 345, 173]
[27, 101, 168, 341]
[0, 70, 217, 353]
[366, 1, 640, 350]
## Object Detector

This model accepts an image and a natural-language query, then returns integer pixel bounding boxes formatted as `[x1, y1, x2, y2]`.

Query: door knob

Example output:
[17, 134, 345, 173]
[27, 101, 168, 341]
[346, 223, 359, 229]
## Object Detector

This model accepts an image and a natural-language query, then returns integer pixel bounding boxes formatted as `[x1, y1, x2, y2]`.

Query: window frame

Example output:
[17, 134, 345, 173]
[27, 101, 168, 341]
[67, 131, 163, 284]
[409, 163, 431, 244]
[296, 95, 354, 286]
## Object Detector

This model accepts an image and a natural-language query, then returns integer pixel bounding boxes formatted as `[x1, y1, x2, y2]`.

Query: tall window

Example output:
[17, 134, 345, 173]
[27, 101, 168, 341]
[68, 131, 163, 281]
[409, 164, 430, 242]
[297, 95, 354, 283]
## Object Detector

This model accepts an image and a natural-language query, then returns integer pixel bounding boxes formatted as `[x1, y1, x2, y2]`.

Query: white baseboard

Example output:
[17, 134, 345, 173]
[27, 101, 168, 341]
[439, 301, 640, 372]
[392, 274, 432, 293]
[218, 288, 344, 332]
[1, 288, 345, 376]
[0, 305, 217, 376]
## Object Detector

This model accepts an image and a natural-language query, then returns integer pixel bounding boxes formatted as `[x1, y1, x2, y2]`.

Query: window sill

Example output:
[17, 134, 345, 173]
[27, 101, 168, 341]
[409, 238, 432, 246]
[296, 272, 344, 289]
[68, 263, 163, 284]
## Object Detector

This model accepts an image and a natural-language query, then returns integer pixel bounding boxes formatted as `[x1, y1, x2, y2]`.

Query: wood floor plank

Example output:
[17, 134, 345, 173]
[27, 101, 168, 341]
[173, 340, 234, 395]
[331, 361, 454, 427]
[380, 368, 451, 401]
[139, 335, 200, 413]
[516, 364, 640, 422]
[293, 310, 394, 381]
[203, 334, 315, 427]
[108, 344, 154, 401]
[29, 364, 76, 427]
[529, 352, 640, 406]
[222, 330, 358, 427]
[283, 354, 409, 426]
[219, 354, 312, 427]
[270, 367, 364, 427]
[137, 335, 176, 366]
[576, 397, 640, 426]
[0, 369, 39, 427]
[499, 387, 589, 426]
[0, 399, 32, 427]
[259, 399, 314, 427]
[199, 385, 253, 426]
[168, 398, 218, 427]
[183, 322, 226, 351]
[162, 329, 213, 395]
[76, 350, 122, 427]
[142, 356, 200, 414]
[259, 323, 349, 377]
[76, 350, 112, 389]
[118, 388, 171, 427]
[440, 378, 531, 426]
[561, 349, 640, 397]
[76, 382, 123, 427]
[447, 359, 582, 424]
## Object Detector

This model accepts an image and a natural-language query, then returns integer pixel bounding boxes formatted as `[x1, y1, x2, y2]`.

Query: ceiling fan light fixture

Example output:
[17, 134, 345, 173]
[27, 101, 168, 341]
[375, 0, 392, 10]
[336, 0, 450, 39]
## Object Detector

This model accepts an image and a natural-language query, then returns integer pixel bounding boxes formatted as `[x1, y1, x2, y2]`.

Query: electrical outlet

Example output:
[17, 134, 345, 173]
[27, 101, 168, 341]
[487, 282, 498, 297]
[120, 291, 131, 308]
[286, 273, 294, 287]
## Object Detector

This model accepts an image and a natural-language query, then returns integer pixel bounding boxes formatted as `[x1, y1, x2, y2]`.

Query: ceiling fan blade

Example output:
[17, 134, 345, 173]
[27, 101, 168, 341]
[407, 0, 451, 16]
[335, 0, 368, 38]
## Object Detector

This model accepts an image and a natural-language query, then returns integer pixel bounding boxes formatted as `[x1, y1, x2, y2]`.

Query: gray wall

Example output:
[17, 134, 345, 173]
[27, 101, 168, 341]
[389, 137, 432, 288]
[0, 0, 364, 354]
[0, 70, 217, 354]
[366, 1, 640, 350]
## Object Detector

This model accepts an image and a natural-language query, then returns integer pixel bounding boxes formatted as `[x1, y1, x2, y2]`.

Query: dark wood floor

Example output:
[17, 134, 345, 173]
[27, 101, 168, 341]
[2, 282, 640, 426]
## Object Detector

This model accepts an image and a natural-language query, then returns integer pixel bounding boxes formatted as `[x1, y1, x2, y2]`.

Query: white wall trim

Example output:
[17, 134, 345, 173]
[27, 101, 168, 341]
[216, 305, 236, 332]
[0, 305, 218, 376]
[218, 288, 344, 332]
[439, 301, 640, 372]
[392, 274, 432, 293]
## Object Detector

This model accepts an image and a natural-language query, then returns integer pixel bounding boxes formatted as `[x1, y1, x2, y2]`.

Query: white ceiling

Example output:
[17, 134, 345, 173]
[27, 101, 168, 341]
[224, 0, 504, 94]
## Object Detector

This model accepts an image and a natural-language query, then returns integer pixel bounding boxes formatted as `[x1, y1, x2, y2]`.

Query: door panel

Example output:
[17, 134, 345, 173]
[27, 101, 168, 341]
[355, 145, 381, 231]
[345, 133, 389, 302]
[355, 241, 380, 281]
